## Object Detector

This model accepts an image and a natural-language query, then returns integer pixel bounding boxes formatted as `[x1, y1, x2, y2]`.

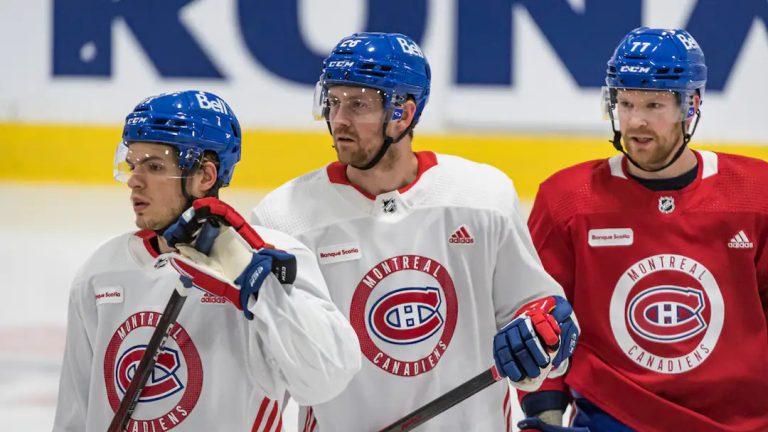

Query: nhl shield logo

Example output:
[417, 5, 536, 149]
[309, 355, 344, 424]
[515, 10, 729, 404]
[658, 196, 675, 214]
[382, 198, 397, 214]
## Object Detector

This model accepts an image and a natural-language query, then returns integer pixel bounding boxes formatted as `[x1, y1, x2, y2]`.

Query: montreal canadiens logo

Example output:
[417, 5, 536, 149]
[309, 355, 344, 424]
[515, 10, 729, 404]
[628, 287, 707, 343]
[350, 255, 458, 377]
[610, 255, 724, 374]
[104, 311, 203, 430]
[369, 287, 444, 345]
[115, 346, 185, 401]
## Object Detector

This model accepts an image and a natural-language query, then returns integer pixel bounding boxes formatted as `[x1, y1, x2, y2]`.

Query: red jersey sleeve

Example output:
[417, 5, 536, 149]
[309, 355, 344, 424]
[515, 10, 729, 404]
[515, 184, 574, 413]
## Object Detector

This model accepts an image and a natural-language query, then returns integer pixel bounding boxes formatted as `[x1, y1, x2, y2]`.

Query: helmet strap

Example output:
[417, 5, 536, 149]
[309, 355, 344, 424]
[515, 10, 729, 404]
[351, 121, 413, 171]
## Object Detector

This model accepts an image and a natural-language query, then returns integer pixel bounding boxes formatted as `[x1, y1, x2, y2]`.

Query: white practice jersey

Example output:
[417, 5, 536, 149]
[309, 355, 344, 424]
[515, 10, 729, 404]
[252, 152, 565, 432]
[53, 226, 361, 432]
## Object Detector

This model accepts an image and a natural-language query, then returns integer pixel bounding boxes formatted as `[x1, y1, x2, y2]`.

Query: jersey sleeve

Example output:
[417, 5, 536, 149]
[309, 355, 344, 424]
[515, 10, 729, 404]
[245, 228, 361, 406]
[52, 275, 94, 432]
[527, 187, 575, 300]
[493, 184, 566, 327]
[515, 184, 576, 414]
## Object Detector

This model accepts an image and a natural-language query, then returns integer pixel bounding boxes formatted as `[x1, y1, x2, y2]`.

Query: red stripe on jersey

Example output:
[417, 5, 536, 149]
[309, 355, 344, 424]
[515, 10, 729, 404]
[302, 407, 313, 432]
[264, 400, 279, 432]
[503, 387, 512, 432]
[252, 398, 270, 432]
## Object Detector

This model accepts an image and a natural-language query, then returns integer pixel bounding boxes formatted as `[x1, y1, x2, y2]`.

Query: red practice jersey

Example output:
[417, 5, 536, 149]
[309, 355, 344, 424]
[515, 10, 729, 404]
[528, 151, 768, 432]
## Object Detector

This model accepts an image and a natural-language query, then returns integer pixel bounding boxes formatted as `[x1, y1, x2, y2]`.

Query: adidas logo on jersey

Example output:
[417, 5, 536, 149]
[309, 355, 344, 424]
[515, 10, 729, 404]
[728, 230, 753, 249]
[449, 225, 474, 244]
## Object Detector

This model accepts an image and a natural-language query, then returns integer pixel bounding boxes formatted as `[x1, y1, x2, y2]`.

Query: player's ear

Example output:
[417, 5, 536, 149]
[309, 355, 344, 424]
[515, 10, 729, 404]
[191, 161, 218, 197]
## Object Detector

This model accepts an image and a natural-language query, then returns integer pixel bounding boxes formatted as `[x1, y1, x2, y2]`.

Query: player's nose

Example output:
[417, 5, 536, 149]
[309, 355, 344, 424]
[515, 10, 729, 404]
[126, 172, 144, 189]
[626, 112, 649, 129]
[329, 107, 353, 127]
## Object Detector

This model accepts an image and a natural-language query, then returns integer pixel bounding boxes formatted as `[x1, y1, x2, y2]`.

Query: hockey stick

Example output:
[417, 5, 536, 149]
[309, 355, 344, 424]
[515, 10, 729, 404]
[107, 222, 219, 432]
[378, 365, 503, 432]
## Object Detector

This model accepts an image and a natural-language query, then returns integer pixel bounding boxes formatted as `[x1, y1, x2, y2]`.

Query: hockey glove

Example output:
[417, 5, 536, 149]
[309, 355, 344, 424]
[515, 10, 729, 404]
[166, 224, 297, 320]
[164, 197, 268, 250]
[493, 296, 579, 391]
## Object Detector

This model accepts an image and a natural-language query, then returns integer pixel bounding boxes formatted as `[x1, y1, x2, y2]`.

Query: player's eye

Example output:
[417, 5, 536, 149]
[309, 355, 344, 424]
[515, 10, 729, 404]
[351, 100, 369, 111]
[146, 161, 165, 173]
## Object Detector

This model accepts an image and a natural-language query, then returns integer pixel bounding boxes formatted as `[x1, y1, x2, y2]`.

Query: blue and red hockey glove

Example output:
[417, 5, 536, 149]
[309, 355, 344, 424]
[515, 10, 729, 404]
[163, 198, 297, 320]
[493, 295, 579, 391]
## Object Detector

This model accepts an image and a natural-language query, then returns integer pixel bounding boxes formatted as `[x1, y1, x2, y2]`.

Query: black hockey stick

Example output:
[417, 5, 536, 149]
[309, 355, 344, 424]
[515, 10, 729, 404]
[378, 365, 503, 432]
[108, 222, 219, 432]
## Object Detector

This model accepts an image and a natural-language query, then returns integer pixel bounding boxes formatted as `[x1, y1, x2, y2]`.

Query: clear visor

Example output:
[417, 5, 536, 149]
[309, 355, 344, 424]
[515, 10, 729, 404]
[312, 83, 402, 125]
[601, 87, 696, 128]
[113, 142, 189, 183]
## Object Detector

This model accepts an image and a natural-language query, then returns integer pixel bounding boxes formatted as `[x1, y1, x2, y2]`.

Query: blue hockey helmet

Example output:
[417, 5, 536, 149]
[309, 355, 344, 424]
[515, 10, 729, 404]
[119, 90, 242, 186]
[606, 27, 706, 96]
[603, 28, 707, 172]
[314, 32, 431, 125]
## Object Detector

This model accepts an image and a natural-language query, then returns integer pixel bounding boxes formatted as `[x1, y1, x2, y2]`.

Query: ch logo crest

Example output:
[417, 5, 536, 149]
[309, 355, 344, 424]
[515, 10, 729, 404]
[369, 287, 444, 345]
[610, 255, 724, 374]
[116, 346, 185, 401]
[104, 312, 203, 430]
[628, 287, 707, 343]
[350, 255, 458, 377]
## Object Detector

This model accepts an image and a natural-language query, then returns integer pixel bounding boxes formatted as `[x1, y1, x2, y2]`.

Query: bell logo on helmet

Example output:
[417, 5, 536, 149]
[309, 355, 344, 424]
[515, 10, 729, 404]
[328, 61, 355, 68]
[397, 37, 424, 58]
[676, 34, 699, 50]
[195, 93, 228, 114]
[620, 65, 651, 73]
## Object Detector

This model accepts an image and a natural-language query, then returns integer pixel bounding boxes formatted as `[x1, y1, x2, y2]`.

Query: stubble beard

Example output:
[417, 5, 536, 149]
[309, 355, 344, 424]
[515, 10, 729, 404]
[626, 128, 684, 170]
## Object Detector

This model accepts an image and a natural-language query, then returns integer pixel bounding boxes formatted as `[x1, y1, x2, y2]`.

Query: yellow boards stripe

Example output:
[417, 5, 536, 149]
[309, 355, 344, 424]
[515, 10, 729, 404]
[2, 123, 766, 200]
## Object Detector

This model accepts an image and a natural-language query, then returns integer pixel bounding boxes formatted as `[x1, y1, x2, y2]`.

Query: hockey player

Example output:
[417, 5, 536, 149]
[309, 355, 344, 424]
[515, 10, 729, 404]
[521, 28, 768, 431]
[251, 33, 579, 431]
[53, 90, 361, 431]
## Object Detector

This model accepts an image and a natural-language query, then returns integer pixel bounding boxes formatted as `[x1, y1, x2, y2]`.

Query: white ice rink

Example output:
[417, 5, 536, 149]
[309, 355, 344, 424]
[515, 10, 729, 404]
[0, 183, 526, 431]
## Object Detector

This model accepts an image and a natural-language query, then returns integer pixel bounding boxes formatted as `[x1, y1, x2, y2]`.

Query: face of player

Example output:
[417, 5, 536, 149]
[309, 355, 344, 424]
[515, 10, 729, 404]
[326, 85, 388, 167]
[616, 90, 686, 170]
[124, 143, 189, 231]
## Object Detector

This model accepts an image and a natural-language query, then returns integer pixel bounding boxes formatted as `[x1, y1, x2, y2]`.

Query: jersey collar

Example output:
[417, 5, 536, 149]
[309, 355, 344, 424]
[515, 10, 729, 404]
[326, 151, 438, 200]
